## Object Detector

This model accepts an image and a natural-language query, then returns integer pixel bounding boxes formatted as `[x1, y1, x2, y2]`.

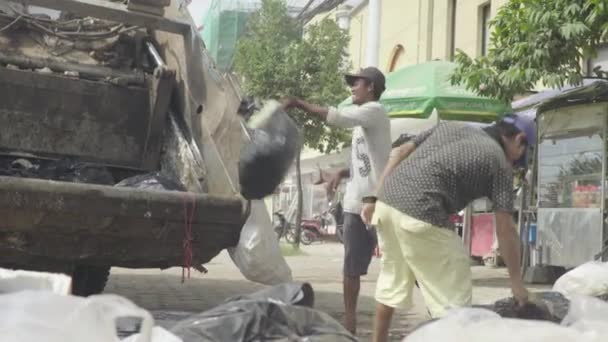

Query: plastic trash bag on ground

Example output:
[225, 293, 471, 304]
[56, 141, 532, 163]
[0, 290, 159, 342]
[170, 282, 356, 342]
[561, 295, 608, 340]
[115, 172, 187, 191]
[227, 282, 314, 308]
[239, 100, 300, 200]
[228, 200, 292, 285]
[562, 295, 608, 326]
[123, 327, 183, 342]
[553, 261, 608, 299]
[404, 307, 592, 342]
[0, 268, 71, 295]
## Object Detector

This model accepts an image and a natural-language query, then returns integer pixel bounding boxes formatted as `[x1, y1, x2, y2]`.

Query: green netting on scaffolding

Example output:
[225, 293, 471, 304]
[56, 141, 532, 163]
[200, 0, 258, 72]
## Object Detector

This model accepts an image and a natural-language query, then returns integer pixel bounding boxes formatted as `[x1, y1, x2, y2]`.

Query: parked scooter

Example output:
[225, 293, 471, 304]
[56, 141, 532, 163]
[298, 201, 345, 245]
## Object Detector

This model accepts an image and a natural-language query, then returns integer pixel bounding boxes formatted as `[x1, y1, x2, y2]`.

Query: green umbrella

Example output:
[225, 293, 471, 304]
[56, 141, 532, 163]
[340, 60, 510, 123]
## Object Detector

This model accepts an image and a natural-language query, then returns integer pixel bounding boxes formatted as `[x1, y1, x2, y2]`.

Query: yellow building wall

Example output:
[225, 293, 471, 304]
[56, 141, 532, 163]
[320, 0, 513, 74]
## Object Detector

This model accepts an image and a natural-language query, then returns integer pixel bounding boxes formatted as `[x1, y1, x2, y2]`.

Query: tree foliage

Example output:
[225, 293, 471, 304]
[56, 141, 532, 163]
[234, 0, 351, 153]
[451, 0, 608, 102]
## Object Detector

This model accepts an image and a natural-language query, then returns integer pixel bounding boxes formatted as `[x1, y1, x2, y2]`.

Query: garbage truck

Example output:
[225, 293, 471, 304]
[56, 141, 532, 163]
[0, 0, 251, 295]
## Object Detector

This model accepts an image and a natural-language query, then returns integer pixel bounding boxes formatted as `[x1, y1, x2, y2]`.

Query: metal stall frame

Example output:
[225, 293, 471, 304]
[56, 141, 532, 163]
[523, 83, 608, 270]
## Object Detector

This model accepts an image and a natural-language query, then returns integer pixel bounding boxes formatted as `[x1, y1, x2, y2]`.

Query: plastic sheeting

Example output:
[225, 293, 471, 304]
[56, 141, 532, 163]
[160, 113, 207, 193]
[170, 282, 356, 342]
[537, 209, 604, 267]
[115, 172, 187, 192]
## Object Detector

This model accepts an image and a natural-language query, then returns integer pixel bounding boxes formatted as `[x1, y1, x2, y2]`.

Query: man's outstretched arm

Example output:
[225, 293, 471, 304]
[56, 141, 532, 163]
[284, 98, 329, 120]
[283, 97, 378, 129]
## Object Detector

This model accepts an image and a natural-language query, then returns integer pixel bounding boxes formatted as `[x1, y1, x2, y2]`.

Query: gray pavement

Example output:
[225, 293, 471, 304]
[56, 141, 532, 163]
[104, 242, 548, 341]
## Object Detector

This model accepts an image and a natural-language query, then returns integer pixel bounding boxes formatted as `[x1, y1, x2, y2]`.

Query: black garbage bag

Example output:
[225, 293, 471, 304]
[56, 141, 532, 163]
[239, 100, 300, 200]
[170, 282, 356, 342]
[38, 158, 115, 185]
[473, 291, 570, 323]
[227, 282, 315, 308]
[115, 172, 187, 191]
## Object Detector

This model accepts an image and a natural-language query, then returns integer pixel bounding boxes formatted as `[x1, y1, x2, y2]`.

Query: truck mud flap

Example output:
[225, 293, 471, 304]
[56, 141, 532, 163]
[0, 176, 248, 269]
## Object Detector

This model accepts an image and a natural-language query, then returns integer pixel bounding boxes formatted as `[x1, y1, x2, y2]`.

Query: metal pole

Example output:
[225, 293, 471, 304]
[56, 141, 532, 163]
[462, 204, 472, 255]
[366, 0, 381, 67]
[601, 113, 607, 260]
[146, 41, 165, 67]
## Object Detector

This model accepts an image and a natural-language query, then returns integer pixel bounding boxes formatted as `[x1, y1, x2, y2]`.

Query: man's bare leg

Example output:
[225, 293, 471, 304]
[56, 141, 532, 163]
[343, 275, 360, 334]
[373, 302, 394, 342]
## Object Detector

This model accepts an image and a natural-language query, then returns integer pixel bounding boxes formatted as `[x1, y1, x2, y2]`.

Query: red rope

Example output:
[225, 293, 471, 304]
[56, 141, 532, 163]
[182, 193, 195, 283]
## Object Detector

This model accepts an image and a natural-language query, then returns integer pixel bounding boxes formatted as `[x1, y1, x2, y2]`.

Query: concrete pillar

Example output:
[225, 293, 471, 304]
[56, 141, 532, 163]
[366, 0, 381, 67]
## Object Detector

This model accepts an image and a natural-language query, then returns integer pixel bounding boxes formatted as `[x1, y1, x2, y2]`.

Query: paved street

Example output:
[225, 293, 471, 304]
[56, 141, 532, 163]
[105, 242, 548, 341]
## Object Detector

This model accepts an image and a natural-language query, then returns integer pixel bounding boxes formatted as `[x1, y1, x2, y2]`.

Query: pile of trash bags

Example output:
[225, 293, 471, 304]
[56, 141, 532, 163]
[406, 261, 608, 341]
[0, 276, 355, 342]
[0, 156, 189, 192]
[0, 157, 114, 185]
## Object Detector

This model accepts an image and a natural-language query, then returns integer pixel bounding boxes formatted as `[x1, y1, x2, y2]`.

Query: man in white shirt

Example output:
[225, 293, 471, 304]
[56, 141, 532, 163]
[283, 67, 391, 334]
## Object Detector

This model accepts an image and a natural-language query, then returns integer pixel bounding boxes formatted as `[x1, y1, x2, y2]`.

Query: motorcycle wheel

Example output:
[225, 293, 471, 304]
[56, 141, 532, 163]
[301, 229, 316, 245]
[285, 226, 297, 244]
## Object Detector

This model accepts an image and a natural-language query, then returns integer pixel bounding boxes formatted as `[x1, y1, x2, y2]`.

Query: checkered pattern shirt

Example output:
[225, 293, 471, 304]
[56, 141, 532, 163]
[380, 122, 514, 229]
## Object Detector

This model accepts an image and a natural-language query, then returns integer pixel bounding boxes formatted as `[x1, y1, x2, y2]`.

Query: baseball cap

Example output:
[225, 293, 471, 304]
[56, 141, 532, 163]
[501, 114, 537, 168]
[345, 67, 386, 94]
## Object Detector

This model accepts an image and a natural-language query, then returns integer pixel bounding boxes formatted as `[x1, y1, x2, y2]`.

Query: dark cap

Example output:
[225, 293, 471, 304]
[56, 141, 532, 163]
[345, 67, 386, 95]
[501, 114, 537, 169]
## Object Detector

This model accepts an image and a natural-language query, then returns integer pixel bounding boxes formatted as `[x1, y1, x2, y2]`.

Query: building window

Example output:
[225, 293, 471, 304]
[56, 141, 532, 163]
[388, 45, 405, 72]
[448, 0, 457, 60]
[588, 45, 608, 76]
[480, 3, 491, 56]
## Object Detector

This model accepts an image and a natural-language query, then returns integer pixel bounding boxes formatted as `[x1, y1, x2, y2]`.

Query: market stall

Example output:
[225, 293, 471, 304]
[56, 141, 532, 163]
[525, 80, 608, 269]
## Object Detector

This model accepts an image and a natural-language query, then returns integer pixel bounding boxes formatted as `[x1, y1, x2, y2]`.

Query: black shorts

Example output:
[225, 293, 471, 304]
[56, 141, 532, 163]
[343, 213, 377, 277]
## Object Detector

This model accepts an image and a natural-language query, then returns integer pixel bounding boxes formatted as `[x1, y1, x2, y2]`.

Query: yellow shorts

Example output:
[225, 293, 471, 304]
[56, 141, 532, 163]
[372, 201, 472, 318]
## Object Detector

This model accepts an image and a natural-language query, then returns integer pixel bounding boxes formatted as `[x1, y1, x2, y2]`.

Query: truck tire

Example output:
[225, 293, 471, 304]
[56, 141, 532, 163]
[71, 265, 111, 296]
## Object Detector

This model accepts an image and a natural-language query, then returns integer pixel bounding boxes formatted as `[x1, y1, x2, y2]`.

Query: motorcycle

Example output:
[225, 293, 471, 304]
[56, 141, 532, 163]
[298, 201, 345, 245]
[273, 211, 296, 243]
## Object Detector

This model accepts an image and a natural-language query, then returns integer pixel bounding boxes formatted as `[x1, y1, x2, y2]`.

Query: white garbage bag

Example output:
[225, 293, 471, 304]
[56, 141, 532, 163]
[124, 327, 183, 342]
[406, 316, 586, 342]
[228, 200, 293, 285]
[562, 295, 608, 340]
[405, 304, 608, 342]
[0, 268, 72, 295]
[553, 261, 608, 298]
[562, 295, 608, 325]
[0, 290, 162, 342]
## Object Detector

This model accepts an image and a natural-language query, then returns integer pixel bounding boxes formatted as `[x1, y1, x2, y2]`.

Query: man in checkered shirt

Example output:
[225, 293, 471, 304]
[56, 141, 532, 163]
[361, 115, 535, 342]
